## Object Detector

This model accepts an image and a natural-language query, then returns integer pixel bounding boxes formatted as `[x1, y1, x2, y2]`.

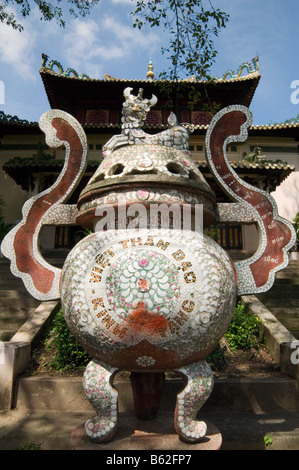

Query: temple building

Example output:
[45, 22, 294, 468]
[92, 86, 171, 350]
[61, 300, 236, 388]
[0, 56, 298, 254]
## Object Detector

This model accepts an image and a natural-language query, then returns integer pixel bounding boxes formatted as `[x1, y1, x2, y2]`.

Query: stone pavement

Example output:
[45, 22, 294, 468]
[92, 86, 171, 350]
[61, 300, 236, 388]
[1, 408, 299, 450]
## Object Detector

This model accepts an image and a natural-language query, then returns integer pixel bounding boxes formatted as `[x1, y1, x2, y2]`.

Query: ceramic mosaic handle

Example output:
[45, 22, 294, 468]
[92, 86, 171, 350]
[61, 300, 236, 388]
[205, 105, 296, 295]
[1, 110, 88, 300]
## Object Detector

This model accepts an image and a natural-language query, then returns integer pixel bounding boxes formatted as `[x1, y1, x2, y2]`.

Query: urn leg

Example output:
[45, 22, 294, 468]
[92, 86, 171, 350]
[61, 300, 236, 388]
[174, 360, 214, 443]
[83, 360, 119, 443]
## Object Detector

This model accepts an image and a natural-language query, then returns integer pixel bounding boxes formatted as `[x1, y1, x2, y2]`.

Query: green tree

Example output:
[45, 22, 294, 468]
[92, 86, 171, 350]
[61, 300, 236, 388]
[0, 0, 101, 31]
[293, 212, 299, 245]
[132, 0, 229, 80]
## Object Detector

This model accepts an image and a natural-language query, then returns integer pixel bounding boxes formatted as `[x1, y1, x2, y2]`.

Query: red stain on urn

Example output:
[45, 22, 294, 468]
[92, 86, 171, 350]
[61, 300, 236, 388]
[126, 302, 169, 336]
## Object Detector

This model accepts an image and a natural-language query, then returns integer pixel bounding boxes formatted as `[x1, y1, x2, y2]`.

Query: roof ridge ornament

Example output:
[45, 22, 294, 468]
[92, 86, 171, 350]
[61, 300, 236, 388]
[41, 53, 90, 80]
[213, 56, 259, 82]
[270, 113, 299, 126]
[41, 54, 260, 84]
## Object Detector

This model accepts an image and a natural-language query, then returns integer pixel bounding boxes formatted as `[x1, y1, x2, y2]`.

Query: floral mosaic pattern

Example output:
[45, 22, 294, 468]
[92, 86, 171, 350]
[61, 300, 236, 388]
[105, 249, 180, 319]
[61, 228, 236, 368]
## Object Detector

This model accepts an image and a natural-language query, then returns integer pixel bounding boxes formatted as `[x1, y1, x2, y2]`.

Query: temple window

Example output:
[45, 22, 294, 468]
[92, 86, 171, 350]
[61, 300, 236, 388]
[145, 110, 162, 125]
[191, 111, 212, 126]
[85, 109, 109, 125]
[189, 144, 204, 152]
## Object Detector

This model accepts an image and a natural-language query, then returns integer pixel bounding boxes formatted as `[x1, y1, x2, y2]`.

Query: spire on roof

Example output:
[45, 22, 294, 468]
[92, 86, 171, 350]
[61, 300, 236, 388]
[146, 58, 154, 81]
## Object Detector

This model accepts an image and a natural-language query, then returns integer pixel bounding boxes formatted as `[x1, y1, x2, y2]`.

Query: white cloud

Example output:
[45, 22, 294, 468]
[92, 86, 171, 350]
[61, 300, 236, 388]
[0, 20, 36, 80]
[62, 14, 160, 78]
[102, 15, 158, 49]
[62, 18, 123, 77]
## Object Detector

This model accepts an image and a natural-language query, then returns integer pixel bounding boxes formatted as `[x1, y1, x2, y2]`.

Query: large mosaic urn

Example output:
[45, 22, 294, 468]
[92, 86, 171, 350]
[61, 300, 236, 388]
[1, 88, 296, 445]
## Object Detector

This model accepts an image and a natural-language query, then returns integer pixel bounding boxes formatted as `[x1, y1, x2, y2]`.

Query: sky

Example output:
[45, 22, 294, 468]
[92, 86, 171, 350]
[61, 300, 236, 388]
[0, 0, 298, 126]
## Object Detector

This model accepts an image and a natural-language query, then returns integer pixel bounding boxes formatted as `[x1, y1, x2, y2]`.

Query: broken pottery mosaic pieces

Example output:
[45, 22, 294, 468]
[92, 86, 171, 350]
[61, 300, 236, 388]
[1, 87, 296, 446]
[1, 110, 88, 300]
[205, 105, 296, 295]
[60, 229, 237, 371]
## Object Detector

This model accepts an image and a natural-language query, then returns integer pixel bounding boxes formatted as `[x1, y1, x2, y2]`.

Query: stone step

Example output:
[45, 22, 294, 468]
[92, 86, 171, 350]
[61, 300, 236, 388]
[277, 264, 299, 269]
[256, 303, 299, 339]
[256, 303, 299, 316]
[273, 318, 299, 334]
[277, 264, 299, 268]
[0, 300, 40, 339]
[289, 331, 299, 340]
[0, 272, 47, 328]
[277, 262, 299, 269]
[267, 313, 299, 333]
[271, 307, 299, 324]
[0, 269, 25, 277]
[274, 278, 299, 285]
[0, 265, 18, 273]
[0, 283, 30, 291]
[258, 302, 299, 316]
[0, 260, 45, 342]
[262, 292, 299, 300]
[0, 300, 38, 314]
[0, 265, 23, 271]
[0, 329, 18, 341]
[275, 271, 299, 278]
[0, 276, 25, 284]
[0, 295, 39, 308]
[0, 317, 34, 330]
[0, 288, 35, 297]
[0, 307, 26, 320]
[258, 291, 299, 300]
[15, 375, 299, 415]
[0, 325, 24, 337]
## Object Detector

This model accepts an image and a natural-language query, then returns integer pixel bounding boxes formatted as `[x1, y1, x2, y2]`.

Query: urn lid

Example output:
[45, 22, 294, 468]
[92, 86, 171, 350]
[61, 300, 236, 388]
[77, 88, 218, 229]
